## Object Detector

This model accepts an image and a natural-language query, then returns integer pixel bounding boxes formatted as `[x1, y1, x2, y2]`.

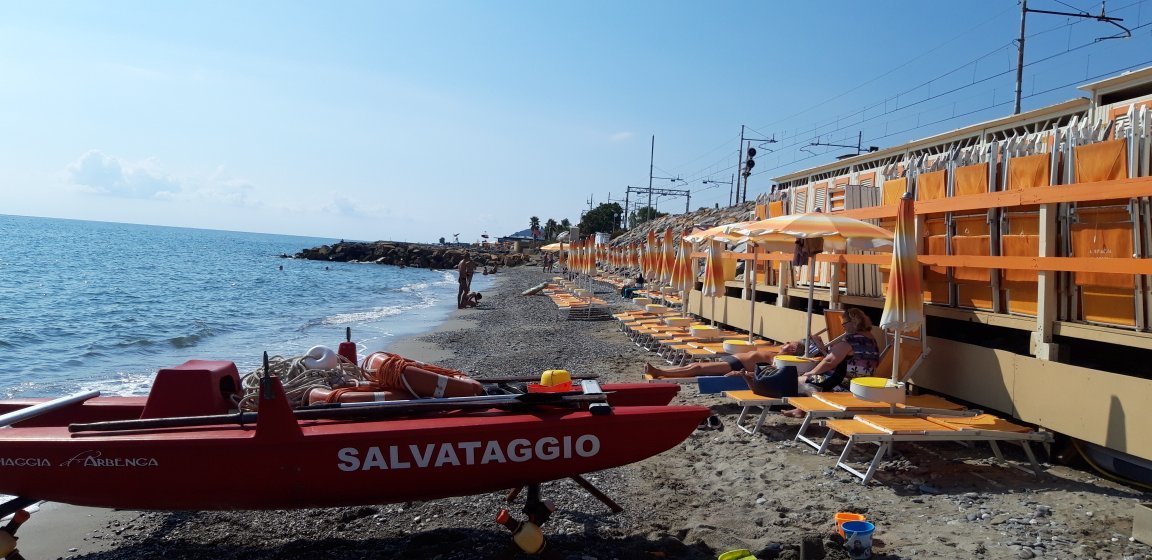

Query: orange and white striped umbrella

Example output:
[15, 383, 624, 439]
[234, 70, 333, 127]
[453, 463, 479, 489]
[659, 229, 675, 284]
[670, 234, 694, 295]
[643, 230, 657, 280]
[684, 220, 759, 244]
[736, 211, 893, 349]
[737, 212, 893, 250]
[879, 193, 924, 382]
[701, 239, 727, 298]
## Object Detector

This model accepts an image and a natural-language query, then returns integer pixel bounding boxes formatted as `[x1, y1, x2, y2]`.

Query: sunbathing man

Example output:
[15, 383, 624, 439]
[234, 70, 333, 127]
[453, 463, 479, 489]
[644, 340, 808, 378]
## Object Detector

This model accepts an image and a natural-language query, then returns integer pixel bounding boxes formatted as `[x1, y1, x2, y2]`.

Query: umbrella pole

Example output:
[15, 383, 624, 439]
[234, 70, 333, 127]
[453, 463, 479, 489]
[804, 255, 816, 357]
[891, 331, 901, 384]
[748, 246, 756, 343]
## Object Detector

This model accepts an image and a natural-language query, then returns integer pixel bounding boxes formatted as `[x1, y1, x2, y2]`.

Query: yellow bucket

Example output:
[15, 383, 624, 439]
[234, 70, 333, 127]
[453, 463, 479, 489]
[540, 370, 571, 387]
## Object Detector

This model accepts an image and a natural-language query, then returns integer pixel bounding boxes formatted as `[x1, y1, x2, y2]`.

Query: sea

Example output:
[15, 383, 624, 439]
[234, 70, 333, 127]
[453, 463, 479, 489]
[0, 214, 489, 399]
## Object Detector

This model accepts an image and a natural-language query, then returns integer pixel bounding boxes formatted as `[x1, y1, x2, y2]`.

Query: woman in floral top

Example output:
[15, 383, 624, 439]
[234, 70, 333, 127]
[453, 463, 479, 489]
[781, 308, 881, 416]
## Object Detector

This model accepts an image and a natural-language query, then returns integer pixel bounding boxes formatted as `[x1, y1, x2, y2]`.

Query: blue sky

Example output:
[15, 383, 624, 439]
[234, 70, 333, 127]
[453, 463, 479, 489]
[2, 1, 1150, 243]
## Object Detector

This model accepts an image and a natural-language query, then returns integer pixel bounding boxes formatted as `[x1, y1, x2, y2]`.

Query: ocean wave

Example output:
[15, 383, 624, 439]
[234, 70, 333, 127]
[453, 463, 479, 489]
[318, 305, 409, 326]
[111, 338, 157, 350]
[398, 282, 429, 292]
[167, 323, 217, 349]
[80, 372, 155, 397]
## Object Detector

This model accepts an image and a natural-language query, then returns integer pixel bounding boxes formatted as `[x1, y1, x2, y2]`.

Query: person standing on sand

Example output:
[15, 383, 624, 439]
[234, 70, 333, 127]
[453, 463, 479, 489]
[457, 253, 476, 308]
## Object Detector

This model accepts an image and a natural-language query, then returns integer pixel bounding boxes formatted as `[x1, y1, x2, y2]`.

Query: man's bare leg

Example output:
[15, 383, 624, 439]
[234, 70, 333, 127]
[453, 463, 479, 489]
[645, 361, 732, 378]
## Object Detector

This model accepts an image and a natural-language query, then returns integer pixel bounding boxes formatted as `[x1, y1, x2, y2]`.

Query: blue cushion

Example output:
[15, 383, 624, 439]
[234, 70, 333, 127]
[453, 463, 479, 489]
[697, 375, 748, 394]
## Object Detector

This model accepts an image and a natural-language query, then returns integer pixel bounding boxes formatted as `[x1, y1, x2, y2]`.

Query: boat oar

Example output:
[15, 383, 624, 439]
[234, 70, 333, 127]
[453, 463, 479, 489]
[0, 391, 100, 428]
[472, 373, 599, 383]
[68, 392, 608, 434]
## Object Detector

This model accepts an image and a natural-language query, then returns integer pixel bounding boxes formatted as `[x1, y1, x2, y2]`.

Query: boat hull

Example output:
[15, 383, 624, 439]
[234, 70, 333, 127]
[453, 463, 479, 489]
[0, 405, 708, 510]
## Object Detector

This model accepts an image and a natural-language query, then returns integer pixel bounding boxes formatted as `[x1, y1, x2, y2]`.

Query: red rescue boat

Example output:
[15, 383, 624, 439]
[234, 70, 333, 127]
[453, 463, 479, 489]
[0, 360, 706, 511]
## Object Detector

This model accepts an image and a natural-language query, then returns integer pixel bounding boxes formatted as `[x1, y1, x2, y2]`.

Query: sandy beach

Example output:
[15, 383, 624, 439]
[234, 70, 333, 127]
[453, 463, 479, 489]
[16, 264, 1152, 560]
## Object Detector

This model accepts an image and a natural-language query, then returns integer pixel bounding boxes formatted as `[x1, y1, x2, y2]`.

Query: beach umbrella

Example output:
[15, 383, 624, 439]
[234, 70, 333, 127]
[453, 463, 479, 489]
[701, 239, 726, 298]
[671, 234, 695, 316]
[684, 221, 759, 244]
[738, 212, 893, 354]
[700, 238, 728, 325]
[879, 192, 926, 384]
[644, 230, 658, 281]
[540, 242, 563, 252]
[660, 229, 675, 285]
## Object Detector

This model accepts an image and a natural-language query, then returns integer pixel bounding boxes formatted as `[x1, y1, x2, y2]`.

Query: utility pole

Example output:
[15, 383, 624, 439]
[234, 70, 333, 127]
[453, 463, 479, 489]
[647, 136, 655, 213]
[623, 187, 630, 230]
[1013, 0, 1128, 114]
[739, 126, 776, 203]
[632, 134, 692, 223]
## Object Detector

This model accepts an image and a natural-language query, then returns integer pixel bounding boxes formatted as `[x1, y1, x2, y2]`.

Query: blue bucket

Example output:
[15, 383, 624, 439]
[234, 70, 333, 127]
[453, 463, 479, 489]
[841, 520, 875, 559]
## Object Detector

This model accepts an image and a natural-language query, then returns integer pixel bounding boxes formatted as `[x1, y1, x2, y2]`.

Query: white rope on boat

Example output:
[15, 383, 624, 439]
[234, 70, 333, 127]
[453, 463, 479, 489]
[237, 354, 364, 411]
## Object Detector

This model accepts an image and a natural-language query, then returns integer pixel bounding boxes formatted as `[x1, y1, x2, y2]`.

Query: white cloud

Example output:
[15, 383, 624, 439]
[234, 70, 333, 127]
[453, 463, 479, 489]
[321, 195, 361, 216]
[184, 178, 261, 207]
[65, 150, 181, 198]
[610, 132, 633, 142]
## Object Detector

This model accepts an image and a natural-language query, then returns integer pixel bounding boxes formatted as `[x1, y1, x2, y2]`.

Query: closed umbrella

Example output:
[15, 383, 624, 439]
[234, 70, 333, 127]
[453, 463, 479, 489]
[879, 192, 926, 383]
[738, 212, 893, 354]
[670, 234, 695, 316]
[643, 230, 657, 282]
[700, 238, 729, 326]
[660, 229, 675, 286]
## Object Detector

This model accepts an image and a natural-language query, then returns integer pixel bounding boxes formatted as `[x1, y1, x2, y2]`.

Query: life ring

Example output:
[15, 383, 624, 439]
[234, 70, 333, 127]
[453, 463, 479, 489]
[521, 282, 548, 296]
[305, 386, 414, 405]
[302, 345, 340, 370]
[361, 352, 484, 399]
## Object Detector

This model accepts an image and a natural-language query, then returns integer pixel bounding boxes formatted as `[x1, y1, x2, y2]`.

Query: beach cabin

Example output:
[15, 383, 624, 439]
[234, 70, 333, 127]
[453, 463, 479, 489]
[688, 66, 1152, 471]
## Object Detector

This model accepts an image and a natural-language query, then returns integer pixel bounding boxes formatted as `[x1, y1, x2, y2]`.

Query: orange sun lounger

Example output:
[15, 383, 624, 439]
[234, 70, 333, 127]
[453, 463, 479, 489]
[787, 392, 970, 451]
[819, 413, 1052, 485]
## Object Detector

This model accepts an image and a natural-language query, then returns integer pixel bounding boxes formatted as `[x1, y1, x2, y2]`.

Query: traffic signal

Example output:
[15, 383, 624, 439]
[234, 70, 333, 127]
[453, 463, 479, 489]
[743, 147, 757, 178]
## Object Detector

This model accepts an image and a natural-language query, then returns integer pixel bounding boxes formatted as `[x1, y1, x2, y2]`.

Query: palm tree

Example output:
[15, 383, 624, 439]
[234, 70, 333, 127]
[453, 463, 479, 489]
[529, 216, 541, 239]
[544, 218, 558, 240]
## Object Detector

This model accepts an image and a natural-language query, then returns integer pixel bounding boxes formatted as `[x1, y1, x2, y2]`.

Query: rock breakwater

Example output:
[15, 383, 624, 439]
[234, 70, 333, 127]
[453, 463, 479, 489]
[292, 241, 529, 269]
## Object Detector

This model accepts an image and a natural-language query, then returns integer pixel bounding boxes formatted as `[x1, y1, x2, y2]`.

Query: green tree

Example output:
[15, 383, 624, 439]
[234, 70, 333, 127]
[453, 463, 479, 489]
[560, 218, 571, 229]
[529, 216, 541, 239]
[439, 236, 446, 244]
[578, 202, 624, 237]
[543, 218, 558, 240]
[631, 206, 666, 226]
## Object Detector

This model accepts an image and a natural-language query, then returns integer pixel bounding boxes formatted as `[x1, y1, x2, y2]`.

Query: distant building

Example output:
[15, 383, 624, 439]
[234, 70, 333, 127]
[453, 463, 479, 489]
[498, 227, 539, 244]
